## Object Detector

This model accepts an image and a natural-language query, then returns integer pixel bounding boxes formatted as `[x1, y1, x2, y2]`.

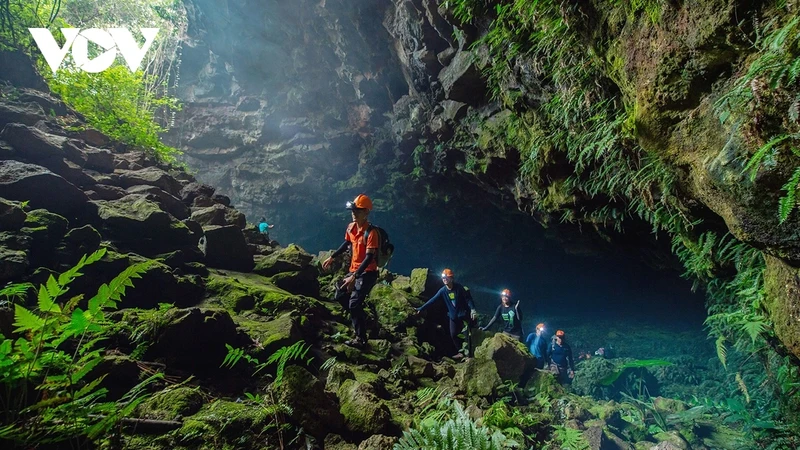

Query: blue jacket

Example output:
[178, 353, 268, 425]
[548, 340, 574, 371]
[416, 282, 475, 321]
[525, 333, 548, 359]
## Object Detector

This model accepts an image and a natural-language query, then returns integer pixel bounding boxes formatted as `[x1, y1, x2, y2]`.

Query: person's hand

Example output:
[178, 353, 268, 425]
[479, 326, 486, 332]
[322, 256, 334, 271]
[414, 309, 421, 315]
[343, 275, 356, 292]
[568, 370, 575, 379]
[470, 309, 477, 320]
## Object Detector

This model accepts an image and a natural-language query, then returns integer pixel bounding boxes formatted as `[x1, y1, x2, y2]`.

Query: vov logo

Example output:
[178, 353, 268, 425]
[28, 28, 160, 74]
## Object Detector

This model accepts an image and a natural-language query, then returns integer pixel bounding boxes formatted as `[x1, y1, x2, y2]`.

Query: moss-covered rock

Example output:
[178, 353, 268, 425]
[254, 243, 314, 276]
[357, 434, 398, 450]
[145, 307, 243, 373]
[409, 267, 439, 297]
[137, 387, 204, 421]
[278, 365, 344, 438]
[337, 379, 391, 435]
[21, 208, 68, 245]
[179, 399, 270, 440]
[236, 313, 302, 357]
[269, 267, 320, 298]
[367, 283, 417, 331]
[0, 198, 26, 231]
[323, 434, 358, 450]
[325, 363, 356, 393]
[205, 271, 325, 315]
[764, 255, 800, 360]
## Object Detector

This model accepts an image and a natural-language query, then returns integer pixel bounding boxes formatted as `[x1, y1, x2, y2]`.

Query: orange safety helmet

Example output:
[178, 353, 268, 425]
[555, 330, 565, 337]
[441, 268, 454, 278]
[536, 323, 545, 331]
[501, 289, 511, 298]
[345, 194, 373, 211]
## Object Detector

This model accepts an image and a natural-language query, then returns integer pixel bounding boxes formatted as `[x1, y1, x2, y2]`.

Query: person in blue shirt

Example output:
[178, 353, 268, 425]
[525, 323, 548, 369]
[258, 216, 274, 240]
[548, 329, 575, 384]
[415, 268, 477, 359]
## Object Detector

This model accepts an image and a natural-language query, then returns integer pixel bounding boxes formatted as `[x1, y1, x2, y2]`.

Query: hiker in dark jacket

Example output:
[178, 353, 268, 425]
[416, 268, 477, 359]
[480, 289, 523, 339]
[525, 323, 548, 369]
[548, 329, 575, 384]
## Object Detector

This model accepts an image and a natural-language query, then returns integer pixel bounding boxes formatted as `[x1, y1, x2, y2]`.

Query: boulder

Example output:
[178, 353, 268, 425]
[211, 193, 231, 206]
[88, 184, 127, 200]
[236, 313, 302, 357]
[190, 203, 246, 228]
[0, 123, 65, 162]
[269, 268, 320, 298]
[145, 308, 241, 373]
[17, 89, 68, 116]
[336, 379, 391, 435]
[357, 435, 398, 450]
[409, 268, 440, 297]
[764, 255, 800, 360]
[0, 102, 44, 128]
[199, 225, 254, 271]
[0, 160, 89, 218]
[180, 182, 215, 204]
[126, 185, 190, 220]
[324, 434, 357, 450]
[278, 365, 344, 438]
[137, 387, 204, 421]
[454, 333, 534, 397]
[0, 246, 28, 282]
[438, 49, 486, 105]
[0, 198, 26, 231]
[117, 167, 182, 196]
[92, 194, 194, 253]
[58, 224, 102, 258]
[62, 141, 115, 173]
[253, 244, 314, 276]
[367, 284, 416, 331]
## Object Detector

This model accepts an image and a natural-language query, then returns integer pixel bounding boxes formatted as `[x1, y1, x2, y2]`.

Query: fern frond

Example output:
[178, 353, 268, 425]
[778, 165, 800, 223]
[735, 372, 751, 404]
[715, 335, 728, 371]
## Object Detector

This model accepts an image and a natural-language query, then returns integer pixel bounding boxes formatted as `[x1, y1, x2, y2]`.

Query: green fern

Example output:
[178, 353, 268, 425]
[778, 165, 800, 222]
[553, 425, 590, 450]
[716, 335, 728, 370]
[394, 401, 516, 450]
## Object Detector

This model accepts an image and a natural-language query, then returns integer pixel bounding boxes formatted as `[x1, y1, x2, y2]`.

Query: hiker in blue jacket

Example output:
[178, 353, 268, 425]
[525, 323, 548, 369]
[415, 268, 477, 359]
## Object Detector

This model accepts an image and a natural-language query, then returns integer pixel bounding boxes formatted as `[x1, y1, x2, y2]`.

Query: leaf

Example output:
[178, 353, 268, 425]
[13, 304, 45, 333]
[715, 335, 728, 370]
[38, 283, 61, 315]
[741, 319, 767, 344]
[742, 134, 791, 182]
[45, 275, 61, 301]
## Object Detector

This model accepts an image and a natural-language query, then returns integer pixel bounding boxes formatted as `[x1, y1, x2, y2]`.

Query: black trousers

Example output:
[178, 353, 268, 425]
[348, 271, 378, 341]
[449, 318, 473, 355]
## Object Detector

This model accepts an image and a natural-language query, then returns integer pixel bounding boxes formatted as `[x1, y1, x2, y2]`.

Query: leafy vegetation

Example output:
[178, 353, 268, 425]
[394, 401, 517, 450]
[0, 249, 161, 445]
[0, 0, 186, 163]
[439, 0, 800, 440]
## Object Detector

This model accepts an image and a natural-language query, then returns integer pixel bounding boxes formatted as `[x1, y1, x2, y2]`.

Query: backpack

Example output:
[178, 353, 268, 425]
[363, 225, 394, 268]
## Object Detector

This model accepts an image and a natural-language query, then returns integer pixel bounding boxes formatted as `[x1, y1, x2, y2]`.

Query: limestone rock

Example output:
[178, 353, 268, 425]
[190, 203, 245, 228]
[199, 225, 254, 271]
[0, 160, 89, 218]
[278, 365, 344, 438]
[336, 379, 391, 435]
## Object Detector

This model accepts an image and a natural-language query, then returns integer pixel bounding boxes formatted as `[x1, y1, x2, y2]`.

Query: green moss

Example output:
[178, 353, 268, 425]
[235, 314, 301, 356]
[337, 379, 391, 434]
[367, 284, 415, 330]
[182, 399, 270, 438]
[205, 271, 321, 314]
[137, 386, 204, 421]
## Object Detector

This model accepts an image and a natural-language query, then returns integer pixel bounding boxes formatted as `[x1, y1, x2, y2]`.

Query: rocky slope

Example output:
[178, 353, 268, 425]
[0, 76, 752, 449]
